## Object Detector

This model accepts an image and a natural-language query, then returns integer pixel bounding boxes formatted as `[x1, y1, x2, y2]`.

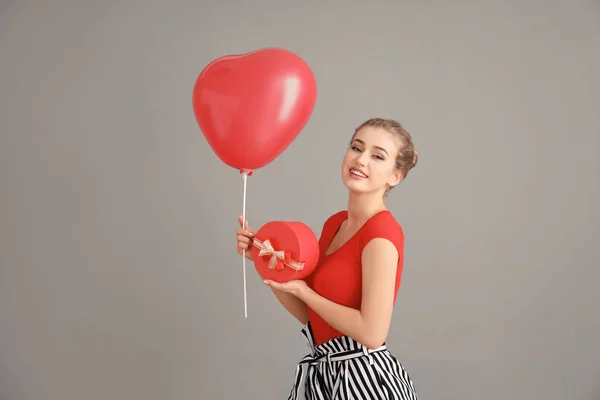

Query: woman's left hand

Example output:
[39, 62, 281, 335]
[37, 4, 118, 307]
[263, 279, 309, 298]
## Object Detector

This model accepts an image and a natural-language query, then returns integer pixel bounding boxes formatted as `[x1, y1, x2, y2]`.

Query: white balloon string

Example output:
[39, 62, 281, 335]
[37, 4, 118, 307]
[242, 171, 248, 319]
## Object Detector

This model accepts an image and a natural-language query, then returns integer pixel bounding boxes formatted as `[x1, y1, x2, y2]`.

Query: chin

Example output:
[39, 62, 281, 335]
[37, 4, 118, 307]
[342, 177, 369, 193]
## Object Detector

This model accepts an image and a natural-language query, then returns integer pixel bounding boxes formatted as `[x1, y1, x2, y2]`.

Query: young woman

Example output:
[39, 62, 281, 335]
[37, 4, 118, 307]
[236, 118, 419, 400]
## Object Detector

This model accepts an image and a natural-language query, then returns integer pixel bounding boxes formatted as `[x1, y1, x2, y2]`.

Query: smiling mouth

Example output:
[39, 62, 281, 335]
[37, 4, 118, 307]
[350, 168, 368, 178]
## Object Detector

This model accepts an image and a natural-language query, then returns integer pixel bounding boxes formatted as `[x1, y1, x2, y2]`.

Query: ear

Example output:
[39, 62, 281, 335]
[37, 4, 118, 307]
[387, 170, 403, 189]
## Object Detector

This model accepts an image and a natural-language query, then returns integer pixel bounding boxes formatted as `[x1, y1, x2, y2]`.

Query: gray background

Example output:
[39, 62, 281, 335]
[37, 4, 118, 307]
[1, 1, 599, 399]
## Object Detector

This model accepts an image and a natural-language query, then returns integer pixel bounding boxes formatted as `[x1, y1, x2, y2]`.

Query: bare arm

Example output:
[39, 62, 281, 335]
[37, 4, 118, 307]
[295, 238, 398, 348]
[268, 287, 309, 325]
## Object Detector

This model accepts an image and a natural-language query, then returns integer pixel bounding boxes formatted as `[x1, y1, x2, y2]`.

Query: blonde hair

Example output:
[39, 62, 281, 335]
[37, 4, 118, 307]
[352, 117, 418, 194]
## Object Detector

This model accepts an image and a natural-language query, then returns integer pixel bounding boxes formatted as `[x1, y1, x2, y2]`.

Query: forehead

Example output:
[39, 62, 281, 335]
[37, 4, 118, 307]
[353, 126, 401, 152]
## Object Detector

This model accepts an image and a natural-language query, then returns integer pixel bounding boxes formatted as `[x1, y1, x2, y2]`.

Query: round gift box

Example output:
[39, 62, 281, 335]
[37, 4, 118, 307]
[252, 221, 319, 283]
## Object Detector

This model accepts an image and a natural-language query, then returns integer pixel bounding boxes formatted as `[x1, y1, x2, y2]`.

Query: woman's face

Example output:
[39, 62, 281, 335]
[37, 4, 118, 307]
[341, 126, 403, 196]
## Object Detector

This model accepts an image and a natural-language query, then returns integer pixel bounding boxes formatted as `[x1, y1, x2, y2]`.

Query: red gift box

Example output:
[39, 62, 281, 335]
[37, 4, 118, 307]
[251, 221, 319, 283]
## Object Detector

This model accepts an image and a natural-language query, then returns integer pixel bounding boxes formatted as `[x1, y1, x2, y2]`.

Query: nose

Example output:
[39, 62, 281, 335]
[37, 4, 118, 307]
[356, 151, 369, 166]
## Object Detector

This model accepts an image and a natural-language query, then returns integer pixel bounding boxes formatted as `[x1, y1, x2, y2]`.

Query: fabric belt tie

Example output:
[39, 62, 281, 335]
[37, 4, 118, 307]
[288, 324, 387, 400]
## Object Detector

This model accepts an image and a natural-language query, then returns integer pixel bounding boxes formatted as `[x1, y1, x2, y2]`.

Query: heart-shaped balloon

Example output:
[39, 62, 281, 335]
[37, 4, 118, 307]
[192, 48, 317, 172]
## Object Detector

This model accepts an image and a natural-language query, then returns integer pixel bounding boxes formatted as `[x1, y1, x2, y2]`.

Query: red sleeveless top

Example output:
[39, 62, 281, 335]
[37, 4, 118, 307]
[304, 209, 405, 345]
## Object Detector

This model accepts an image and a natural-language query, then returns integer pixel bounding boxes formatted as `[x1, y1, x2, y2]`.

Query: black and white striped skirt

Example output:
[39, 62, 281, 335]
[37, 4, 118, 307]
[288, 323, 418, 400]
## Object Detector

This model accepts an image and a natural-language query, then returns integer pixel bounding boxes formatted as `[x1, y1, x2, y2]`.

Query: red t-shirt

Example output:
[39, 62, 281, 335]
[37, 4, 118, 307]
[304, 209, 405, 346]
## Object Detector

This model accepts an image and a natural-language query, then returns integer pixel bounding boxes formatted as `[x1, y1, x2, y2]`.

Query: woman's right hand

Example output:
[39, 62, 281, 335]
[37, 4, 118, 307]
[236, 215, 255, 261]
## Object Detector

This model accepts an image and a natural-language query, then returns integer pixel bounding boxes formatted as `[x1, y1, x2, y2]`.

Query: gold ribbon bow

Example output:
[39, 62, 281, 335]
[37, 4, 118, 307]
[253, 238, 305, 271]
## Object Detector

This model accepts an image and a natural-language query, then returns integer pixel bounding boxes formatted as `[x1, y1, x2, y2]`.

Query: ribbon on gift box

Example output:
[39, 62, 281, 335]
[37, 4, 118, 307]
[252, 238, 305, 271]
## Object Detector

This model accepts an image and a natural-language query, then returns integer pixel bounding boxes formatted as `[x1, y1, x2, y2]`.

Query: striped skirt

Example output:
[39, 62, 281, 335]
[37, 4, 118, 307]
[288, 323, 418, 400]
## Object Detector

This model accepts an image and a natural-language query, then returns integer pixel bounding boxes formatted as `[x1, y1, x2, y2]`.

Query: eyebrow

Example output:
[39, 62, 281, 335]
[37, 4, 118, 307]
[352, 138, 389, 155]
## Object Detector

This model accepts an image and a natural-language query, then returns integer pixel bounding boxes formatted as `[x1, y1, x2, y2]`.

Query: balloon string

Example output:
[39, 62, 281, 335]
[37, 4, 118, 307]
[242, 171, 248, 319]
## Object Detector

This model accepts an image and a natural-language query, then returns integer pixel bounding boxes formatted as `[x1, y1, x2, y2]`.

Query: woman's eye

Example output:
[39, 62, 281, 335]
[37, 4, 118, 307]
[374, 155, 384, 160]
[351, 146, 361, 152]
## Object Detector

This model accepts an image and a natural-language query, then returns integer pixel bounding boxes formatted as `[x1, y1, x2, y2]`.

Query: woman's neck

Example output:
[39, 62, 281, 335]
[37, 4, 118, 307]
[345, 191, 386, 230]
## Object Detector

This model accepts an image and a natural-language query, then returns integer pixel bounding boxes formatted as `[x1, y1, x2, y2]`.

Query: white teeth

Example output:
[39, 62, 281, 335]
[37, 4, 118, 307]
[351, 169, 367, 178]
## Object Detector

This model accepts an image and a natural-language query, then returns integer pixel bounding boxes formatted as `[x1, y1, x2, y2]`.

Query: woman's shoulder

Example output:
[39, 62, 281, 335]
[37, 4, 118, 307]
[359, 210, 404, 247]
[319, 209, 347, 234]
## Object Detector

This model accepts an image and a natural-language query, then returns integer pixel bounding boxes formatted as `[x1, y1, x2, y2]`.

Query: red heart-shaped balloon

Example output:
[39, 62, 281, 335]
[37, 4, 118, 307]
[192, 48, 317, 172]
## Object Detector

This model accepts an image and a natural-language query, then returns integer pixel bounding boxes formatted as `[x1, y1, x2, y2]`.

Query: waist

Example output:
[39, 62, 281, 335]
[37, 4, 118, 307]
[290, 323, 390, 400]
[307, 311, 364, 346]
[301, 322, 387, 363]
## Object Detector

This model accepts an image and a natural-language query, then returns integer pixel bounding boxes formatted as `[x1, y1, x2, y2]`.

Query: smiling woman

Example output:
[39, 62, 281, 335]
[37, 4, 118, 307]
[346, 118, 419, 198]
[236, 117, 420, 400]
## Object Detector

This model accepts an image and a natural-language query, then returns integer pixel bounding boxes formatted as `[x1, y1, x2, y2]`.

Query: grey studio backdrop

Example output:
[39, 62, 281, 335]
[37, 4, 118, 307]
[1, 1, 599, 400]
